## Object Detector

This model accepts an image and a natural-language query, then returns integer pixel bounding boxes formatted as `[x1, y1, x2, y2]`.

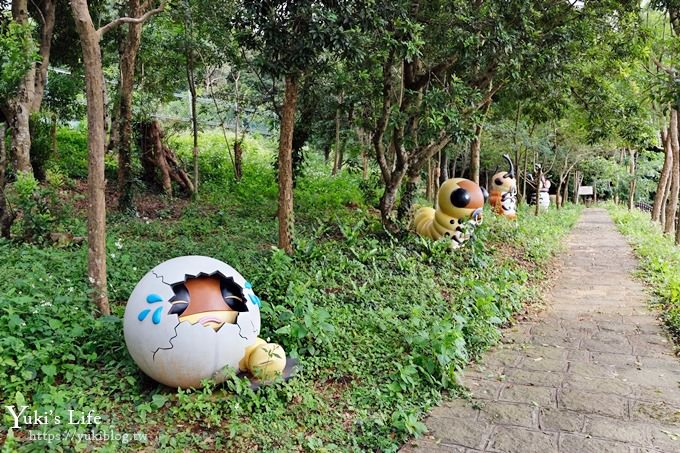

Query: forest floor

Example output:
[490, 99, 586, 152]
[1, 131, 584, 451]
[402, 209, 680, 453]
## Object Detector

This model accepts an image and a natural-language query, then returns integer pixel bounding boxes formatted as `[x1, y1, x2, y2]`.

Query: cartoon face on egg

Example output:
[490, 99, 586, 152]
[123, 256, 262, 389]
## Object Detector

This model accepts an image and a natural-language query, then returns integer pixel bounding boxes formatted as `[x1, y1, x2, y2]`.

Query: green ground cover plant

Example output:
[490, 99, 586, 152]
[608, 204, 680, 338]
[1, 132, 581, 452]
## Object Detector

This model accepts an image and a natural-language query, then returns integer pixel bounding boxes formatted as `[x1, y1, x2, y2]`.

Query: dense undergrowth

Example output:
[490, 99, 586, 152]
[608, 204, 680, 339]
[1, 131, 581, 452]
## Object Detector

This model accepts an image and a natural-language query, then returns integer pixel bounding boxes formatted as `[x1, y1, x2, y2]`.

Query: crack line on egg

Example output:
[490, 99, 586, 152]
[151, 320, 181, 360]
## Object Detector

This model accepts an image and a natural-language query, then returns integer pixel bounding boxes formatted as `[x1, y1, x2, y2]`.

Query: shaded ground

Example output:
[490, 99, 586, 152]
[403, 209, 680, 453]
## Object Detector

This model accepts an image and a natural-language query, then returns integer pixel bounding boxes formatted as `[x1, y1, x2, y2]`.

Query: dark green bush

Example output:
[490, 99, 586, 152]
[29, 113, 54, 181]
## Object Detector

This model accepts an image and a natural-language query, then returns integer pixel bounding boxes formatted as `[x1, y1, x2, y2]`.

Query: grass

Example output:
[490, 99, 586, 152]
[1, 130, 581, 452]
[608, 203, 680, 339]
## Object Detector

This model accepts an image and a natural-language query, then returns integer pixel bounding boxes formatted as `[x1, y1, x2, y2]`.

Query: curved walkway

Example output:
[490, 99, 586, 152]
[403, 209, 680, 453]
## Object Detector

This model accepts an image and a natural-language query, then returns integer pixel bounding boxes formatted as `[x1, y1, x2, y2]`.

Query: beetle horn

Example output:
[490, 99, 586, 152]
[503, 154, 515, 179]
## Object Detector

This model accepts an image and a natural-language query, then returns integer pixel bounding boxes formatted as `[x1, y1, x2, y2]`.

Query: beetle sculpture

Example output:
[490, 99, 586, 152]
[414, 178, 487, 248]
[488, 154, 517, 220]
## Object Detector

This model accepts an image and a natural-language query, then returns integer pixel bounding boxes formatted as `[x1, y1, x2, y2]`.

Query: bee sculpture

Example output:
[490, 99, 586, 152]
[414, 178, 487, 248]
[528, 166, 551, 211]
[489, 154, 517, 220]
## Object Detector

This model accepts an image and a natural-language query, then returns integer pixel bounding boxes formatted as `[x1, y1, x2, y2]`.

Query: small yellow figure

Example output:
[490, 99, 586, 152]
[489, 154, 517, 220]
[240, 339, 287, 381]
[414, 178, 487, 248]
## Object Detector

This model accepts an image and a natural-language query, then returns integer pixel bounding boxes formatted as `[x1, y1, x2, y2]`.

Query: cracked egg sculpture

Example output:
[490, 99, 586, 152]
[124, 256, 286, 389]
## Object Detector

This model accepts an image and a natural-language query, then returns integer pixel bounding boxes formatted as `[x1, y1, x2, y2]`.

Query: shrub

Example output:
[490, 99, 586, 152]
[29, 113, 54, 181]
[10, 172, 57, 243]
[609, 204, 680, 337]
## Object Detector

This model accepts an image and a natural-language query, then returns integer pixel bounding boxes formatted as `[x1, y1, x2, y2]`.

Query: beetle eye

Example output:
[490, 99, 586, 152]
[450, 188, 471, 208]
[169, 301, 188, 315]
[495, 178, 503, 186]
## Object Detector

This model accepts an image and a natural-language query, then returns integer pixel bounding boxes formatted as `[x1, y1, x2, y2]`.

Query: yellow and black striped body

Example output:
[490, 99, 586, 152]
[414, 178, 486, 248]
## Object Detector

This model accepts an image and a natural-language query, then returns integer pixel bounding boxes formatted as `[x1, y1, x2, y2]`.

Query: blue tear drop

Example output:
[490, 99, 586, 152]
[152, 306, 163, 324]
[146, 294, 163, 304]
[248, 294, 261, 307]
[138, 309, 151, 321]
[245, 281, 252, 289]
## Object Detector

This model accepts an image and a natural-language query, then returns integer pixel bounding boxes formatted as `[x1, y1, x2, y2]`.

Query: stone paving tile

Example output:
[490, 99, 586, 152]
[426, 417, 491, 450]
[477, 401, 537, 428]
[401, 209, 680, 453]
[486, 426, 558, 452]
[558, 388, 629, 418]
[559, 433, 631, 453]
[503, 368, 564, 387]
[499, 383, 557, 407]
[583, 416, 652, 446]
[538, 407, 584, 432]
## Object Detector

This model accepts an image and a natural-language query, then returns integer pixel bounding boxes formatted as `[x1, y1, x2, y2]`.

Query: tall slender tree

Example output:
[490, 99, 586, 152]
[70, 0, 164, 315]
[234, 1, 369, 254]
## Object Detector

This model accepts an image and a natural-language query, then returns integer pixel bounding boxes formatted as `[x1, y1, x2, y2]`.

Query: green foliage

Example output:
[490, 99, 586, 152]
[0, 134, 581, 450]
[43, 70, 86, 122]
[9, 172, 58, 243]
[0, 17, 36, 103]
[609, 204, 680, 337]
[46, 127, 116, 180]
[29, 114, 54, 181]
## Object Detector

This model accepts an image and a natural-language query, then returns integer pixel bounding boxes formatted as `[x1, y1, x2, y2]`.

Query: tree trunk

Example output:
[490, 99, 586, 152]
[234, 141, 243, 181]
[469, 124, 482, 184]
[0, 123, 16, 238]
[137, 120, 194, 195]
[30, 0, 56, 113]
[573, 171, 580, 204]
[186, 47, 199, 197]
[665, 110, 680, 235]
[332, 107, 341, 176]
[439, 151, 449, 184]
[535, 166, 542, 216]
[379, 175, 404, 232]
[469, 101, 491, 184]
[425, 158, 432, 201]
[676, 204, 680, 244]
[278, 75, 299, 255]
[50, 112, 57, 157]
[150, 121, 172, 195]
[6, 0, 32, 175]
[556, 178, 562, 211]
[432, 156, 440, 200]
[522, 149, 530, 203]
[628, 148, 636, 211]
[652, 127, 672, 222]
[397, 170, 419, 222]
[361, 143, 368, 180]
[562, 173, 569, 208]
[71, 0, 110, 315]
[116, 0, 144, 212]
[234, 73, 243, 181]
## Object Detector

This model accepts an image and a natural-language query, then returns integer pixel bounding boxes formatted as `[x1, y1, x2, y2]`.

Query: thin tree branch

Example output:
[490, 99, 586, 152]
[97, 1, 166, 38]
[29, 0, 45, 25]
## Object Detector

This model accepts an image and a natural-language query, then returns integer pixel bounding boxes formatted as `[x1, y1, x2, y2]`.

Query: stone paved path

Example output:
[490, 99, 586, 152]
[402, 209, 680, 453]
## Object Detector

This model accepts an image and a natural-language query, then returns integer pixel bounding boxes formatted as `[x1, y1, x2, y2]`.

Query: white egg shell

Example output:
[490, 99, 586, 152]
[123, 256, 261, 388]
